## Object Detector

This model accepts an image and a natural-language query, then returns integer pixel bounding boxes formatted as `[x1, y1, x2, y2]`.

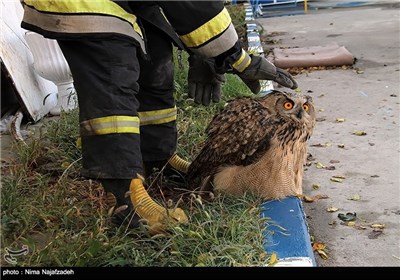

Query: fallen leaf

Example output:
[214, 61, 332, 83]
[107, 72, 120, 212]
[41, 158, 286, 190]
[356, 70, 364, 74]
[328, 220, 337, 226]
[353, 130, 367, 136]
[312, 184, 320, 190]
[333, 175, 346, 179]
[348, 195, 361, 201]
[327, 207, 339, 212]
[338, 212, 357, 221]
[370, 175, 380, 178]
[315, 162, 325, 169]
[317, 250, 328, 260]
[307, 154, 316, 161]
[370, 223, 385, 229]
[368, 229, 383, 239]
[300, 194, 329, 203]
[61, 162, 70, 169]
[329, 160, 340, 164]
[347, 221, 356, 227]
[301, 195, 315, 202]
[312, 242, 325, 251]
[316, 117, 326, 122]
[314, 194, 329, 200]
[353, 225, 367, 230]
[368, 142, 375, 146]
[312, 242, 328, 260]
[324, 165, 336, 170]
[311, 143, 326, 147]
[318, 108, 325, 112]
[337, 144, 345, 148]
[330, 177, 343, 183]
[268, 253, 278, 266]
[336, 118, 345, 122]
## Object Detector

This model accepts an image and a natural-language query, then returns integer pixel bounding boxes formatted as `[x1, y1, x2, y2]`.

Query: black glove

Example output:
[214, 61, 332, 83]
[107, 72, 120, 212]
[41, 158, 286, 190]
[188, 55, 226, 106]
[237, 55, 298, 94]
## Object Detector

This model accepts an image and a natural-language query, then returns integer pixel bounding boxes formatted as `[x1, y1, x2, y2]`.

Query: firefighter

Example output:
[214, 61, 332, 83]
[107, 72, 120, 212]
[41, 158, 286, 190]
[20, 1, 297, 234]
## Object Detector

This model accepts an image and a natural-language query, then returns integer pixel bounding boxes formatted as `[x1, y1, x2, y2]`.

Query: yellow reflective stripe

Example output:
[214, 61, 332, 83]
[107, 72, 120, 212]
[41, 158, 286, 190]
[188, 23, 238, 57]
[232, 49, 252, 73]
[80, 116, 140, 136]
[138, 107, 177, 126]
[180, 8, 231, 48]
[23, 0, 142, 37]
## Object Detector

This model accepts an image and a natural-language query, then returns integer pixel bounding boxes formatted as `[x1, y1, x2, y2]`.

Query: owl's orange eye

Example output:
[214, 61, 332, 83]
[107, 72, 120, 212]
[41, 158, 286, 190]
[303, 103, 309, 112]
[283, 101, 294, 110]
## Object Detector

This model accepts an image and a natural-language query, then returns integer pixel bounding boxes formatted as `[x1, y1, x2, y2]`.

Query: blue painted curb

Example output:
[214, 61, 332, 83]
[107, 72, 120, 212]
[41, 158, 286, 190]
[261, 197, 316, 266]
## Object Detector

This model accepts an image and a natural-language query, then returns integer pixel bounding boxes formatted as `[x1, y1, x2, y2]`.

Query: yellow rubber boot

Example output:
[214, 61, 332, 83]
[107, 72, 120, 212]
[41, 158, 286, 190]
[168, 153, 191, 174]
[129, 178, 188, 234]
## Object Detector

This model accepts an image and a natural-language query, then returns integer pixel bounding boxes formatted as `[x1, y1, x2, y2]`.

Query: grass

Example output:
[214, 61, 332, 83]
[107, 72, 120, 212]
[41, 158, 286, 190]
[0, 6, 273, 267]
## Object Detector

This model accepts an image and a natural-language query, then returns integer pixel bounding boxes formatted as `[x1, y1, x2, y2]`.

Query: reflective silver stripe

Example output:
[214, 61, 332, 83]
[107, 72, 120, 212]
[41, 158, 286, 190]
[23, 5, 146, 53]
[138, 107, 177, 126]
[188, 24, 238, 57]
[232, 49, 251, 73]
[80, 116, 140, 136]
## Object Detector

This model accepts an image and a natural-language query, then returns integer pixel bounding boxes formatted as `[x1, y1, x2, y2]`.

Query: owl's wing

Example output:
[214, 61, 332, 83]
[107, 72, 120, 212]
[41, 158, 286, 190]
[188, 96, 278, 180]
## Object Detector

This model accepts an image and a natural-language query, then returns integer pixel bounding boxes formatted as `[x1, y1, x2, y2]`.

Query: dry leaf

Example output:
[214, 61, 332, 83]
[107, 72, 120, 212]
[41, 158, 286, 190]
[337, 144, 345, 148]
[311, 143, 326, 147]
[332, 175, 346, 179]
[336, 118, 345, 122]
[316, 162, 325, 169]
[319, 108, 325, 112]
[312, 242, 325, 251]
[353, 130, 367, 136]
[312, 184, 320, 190]
[317, 250, 328, 260]
[268, 253, 278, 266]
[328, 220, 337, 226]
[329, 160, 340, 164]
[330, 177, 343, 183]
[348, 195, 361, 201]
[300, 194, 328, 203]
[61, 162, 71, 169]
[353, 225, 367, 230]
[301, 195, 315, 202]
[324, 165, 336, 170]
[327, 207, 339, 212]
[370, 223, 385, 229]
[312, 242, 328, 260]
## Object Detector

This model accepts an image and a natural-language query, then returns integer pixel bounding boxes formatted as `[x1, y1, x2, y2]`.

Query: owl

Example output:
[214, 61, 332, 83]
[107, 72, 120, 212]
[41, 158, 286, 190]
[187, 90, 316, 200]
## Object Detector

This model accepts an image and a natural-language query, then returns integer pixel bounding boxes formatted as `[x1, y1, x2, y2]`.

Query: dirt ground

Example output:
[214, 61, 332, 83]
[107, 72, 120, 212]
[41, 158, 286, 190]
[259, 3, 400, 266]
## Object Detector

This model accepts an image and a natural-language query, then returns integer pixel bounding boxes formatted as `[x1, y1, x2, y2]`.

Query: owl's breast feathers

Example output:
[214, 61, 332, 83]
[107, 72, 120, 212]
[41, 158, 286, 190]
[187, 96, 277, 181]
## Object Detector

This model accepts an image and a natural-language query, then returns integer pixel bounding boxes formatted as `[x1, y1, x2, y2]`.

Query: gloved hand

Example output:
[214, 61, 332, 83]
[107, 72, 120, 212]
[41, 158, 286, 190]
[188, 55, 226, 106]
[236, 54, 298, 94]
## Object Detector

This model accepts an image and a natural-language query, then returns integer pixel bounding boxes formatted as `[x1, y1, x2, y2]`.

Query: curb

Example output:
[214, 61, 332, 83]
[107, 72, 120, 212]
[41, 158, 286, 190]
[242, 3, 316, 267]
[261, 197, 316, 266]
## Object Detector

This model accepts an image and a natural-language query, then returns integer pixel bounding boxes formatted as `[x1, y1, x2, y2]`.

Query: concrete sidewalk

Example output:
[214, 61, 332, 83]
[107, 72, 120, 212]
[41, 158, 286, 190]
[258, 2, 400, 266]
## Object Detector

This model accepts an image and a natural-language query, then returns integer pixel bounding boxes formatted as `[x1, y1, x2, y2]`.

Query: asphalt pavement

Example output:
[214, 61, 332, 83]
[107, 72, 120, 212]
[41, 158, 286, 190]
[258, 1, 400, 266]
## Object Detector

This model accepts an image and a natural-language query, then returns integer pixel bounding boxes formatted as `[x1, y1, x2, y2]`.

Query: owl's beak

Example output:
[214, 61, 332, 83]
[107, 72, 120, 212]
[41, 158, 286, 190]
[296, 108, 303, 119]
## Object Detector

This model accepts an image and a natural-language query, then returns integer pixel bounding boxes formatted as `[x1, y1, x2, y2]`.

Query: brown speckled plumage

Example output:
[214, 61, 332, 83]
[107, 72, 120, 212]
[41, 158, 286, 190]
[187, 90, 316, 199]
